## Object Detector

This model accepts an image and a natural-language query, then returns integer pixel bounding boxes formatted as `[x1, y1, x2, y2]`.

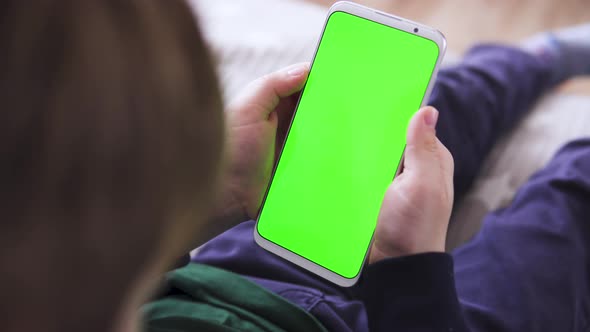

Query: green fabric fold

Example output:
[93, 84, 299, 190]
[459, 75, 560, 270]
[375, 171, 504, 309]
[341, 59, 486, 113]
[142, 263, 327, 332]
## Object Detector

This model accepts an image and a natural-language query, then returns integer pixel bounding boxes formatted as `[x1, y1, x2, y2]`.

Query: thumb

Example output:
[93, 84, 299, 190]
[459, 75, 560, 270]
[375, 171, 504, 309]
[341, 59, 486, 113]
[403, 106, 449, 177]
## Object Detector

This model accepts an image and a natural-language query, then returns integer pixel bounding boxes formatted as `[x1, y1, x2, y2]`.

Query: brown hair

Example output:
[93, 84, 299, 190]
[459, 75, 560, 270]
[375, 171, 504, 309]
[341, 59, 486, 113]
[0, 1, 223, 331]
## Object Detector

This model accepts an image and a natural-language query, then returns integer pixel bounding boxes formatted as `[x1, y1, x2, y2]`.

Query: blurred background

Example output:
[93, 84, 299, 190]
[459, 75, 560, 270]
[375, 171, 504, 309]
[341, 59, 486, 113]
[188, 0, 590, 249]
[311, 0, 590, 53]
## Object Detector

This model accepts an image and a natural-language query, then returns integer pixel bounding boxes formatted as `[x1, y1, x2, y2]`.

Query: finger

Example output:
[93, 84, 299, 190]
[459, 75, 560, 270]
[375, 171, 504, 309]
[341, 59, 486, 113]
[403, 107, 453, 179]
[275, 92, 301, 135]
[274, 93, 301, 158]
[403, 106, 438, 172]
[229, 63, 309, 119]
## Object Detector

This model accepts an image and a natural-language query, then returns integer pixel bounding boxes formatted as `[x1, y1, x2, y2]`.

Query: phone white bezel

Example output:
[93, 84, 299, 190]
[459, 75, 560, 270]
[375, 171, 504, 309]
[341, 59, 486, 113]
[254, 1, 447, 287]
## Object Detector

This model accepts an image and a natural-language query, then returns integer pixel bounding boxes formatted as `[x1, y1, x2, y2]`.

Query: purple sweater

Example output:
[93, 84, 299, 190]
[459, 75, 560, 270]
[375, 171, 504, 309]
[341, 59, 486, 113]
[193, 220, 469, 331]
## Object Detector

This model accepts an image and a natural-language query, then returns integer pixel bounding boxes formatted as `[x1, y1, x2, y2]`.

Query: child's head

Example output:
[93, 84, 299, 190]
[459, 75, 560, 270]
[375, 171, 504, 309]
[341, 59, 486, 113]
[0, 0, 223, 331]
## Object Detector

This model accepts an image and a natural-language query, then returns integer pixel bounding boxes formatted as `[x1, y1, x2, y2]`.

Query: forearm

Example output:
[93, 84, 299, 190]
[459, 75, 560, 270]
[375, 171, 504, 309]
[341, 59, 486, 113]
[355, 253, 468, 332]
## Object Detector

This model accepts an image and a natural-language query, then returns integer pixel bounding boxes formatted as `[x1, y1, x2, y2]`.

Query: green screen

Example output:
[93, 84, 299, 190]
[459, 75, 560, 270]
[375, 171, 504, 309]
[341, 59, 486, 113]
[256, 11, 440, 279]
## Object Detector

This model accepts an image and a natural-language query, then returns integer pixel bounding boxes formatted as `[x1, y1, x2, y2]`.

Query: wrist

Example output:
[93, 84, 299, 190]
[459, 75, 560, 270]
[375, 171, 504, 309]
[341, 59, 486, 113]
[211, 184, 250, 224]
[197, 185, 249, 245]
[369, 241, 445, 264]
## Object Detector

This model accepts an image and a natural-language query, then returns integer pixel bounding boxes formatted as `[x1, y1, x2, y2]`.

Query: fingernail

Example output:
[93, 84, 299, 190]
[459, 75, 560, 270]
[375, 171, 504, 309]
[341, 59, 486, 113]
[423, 107, 439, 128]
[287, 64, 308, 77]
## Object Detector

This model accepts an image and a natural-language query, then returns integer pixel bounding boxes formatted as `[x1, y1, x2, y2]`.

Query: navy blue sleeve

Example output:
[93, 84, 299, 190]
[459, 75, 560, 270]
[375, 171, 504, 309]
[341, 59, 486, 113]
[355, 253, 468, 332]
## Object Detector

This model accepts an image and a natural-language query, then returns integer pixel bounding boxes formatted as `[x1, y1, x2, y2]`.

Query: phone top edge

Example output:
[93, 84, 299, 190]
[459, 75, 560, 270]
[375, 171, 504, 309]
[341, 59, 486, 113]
[328, 1, 447, 57]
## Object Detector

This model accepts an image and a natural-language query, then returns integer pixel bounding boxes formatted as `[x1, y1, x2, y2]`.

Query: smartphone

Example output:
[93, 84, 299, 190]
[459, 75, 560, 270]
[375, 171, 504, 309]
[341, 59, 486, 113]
[254, 1, 446, 287]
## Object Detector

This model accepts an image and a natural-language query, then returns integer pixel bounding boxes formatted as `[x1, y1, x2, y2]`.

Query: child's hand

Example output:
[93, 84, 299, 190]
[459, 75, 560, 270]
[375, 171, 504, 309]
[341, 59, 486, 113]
[220, 63, 310, 222]
[370, 107, 455, 263]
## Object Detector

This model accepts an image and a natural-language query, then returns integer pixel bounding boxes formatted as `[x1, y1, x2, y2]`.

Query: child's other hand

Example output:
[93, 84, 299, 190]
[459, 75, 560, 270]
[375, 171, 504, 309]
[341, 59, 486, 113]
[221, 63, 310, 221]
[370, 107, 454, 263]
